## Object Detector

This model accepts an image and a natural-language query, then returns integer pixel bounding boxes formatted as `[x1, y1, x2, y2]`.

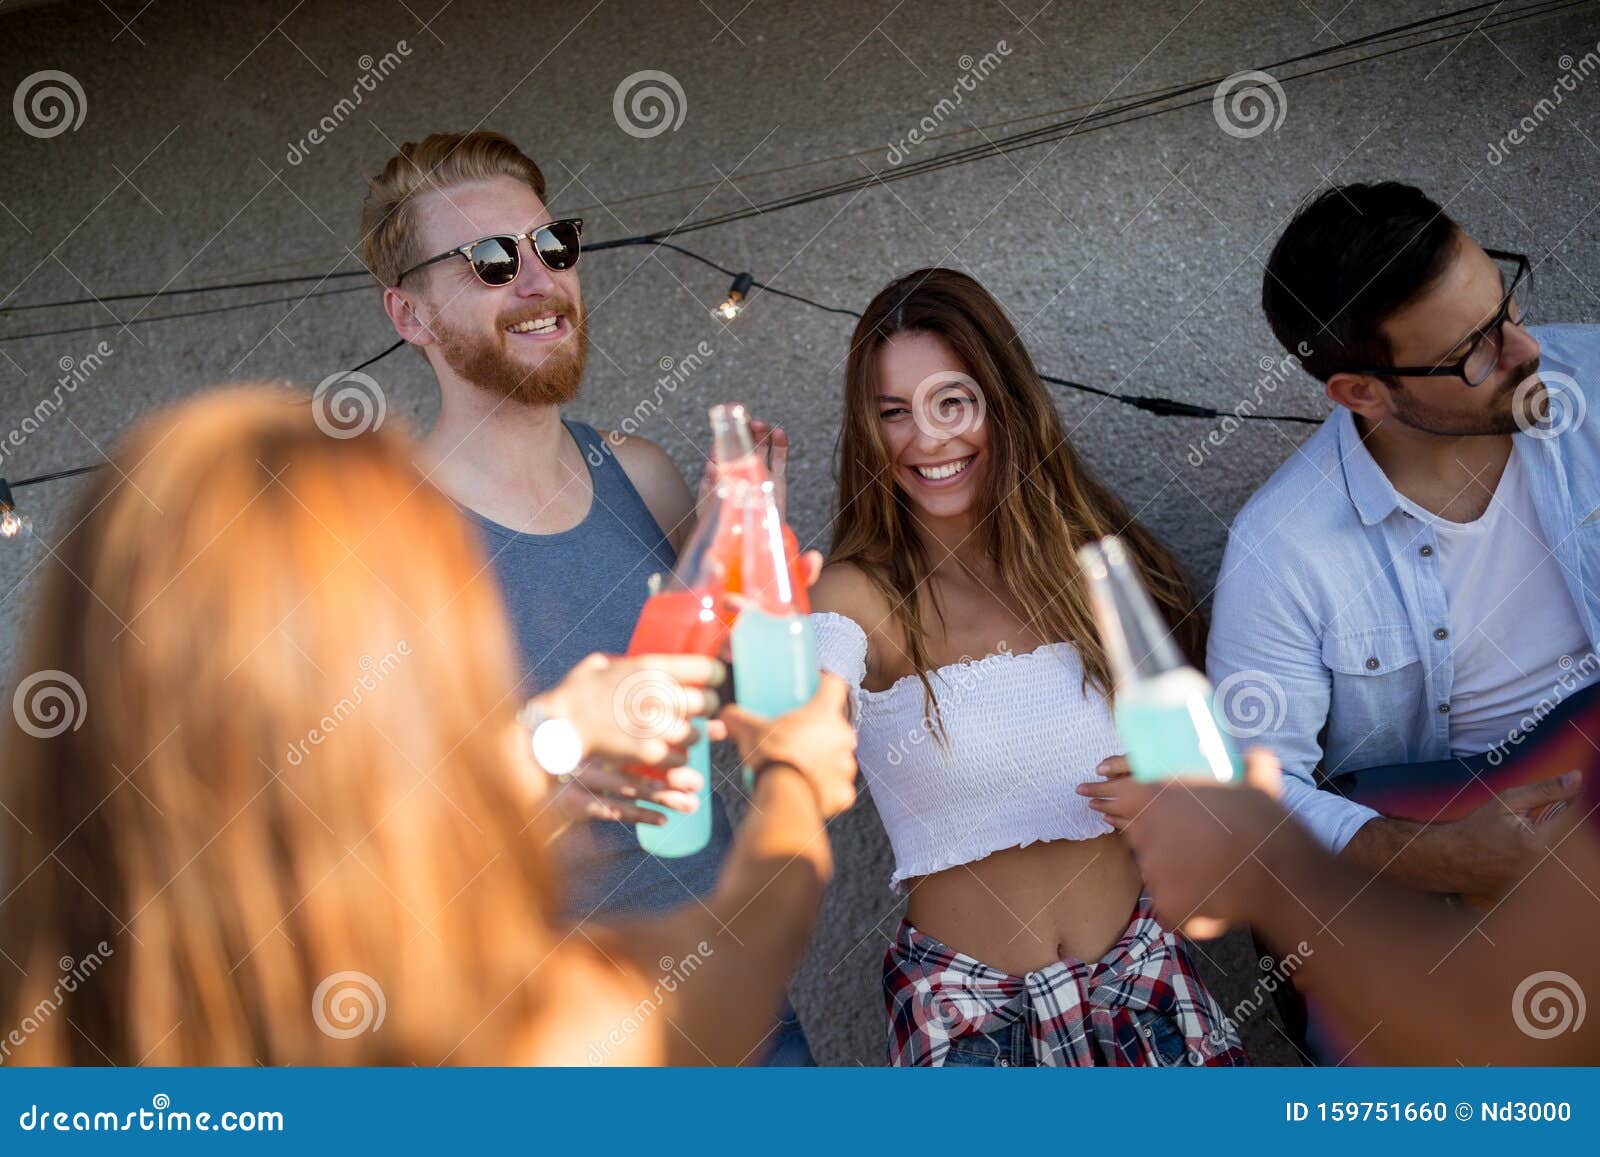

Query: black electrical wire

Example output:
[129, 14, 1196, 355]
[352, 338, 406, 371]
[1, 269, 371, 314]
[15, 0, 1580, 492]
[0, 283, 373, 343]
[0, 232, 1323, 507]
[10, 464, 104, 489]
[598, 236, 866, 318]
[688, 257, 1324, 425]
[3, 0, 1579, 325]
[654, 0, 1591, 239]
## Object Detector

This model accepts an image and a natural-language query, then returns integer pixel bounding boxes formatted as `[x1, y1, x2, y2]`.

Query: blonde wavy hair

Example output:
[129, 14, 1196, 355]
[359, 130, 548, 288]
[0, 385, 557, 1064]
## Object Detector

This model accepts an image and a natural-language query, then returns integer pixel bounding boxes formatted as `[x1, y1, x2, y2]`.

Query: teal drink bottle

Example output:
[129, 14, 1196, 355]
[729, 478, 819, 760]
[731, 602, 820, 718]
[1077, 536, 1240, 783]
[636, 719, 713, 857]
[631, 573, 720, 858]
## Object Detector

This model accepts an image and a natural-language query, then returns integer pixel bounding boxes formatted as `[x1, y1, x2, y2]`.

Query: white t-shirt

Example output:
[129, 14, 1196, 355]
[1399, 448, 1598, 755]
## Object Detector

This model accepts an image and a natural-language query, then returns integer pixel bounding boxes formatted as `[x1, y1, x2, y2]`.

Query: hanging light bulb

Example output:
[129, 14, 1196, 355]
[713, 272, 755, 321]
[0, 508, 30, 540]
[0, 481, 30, 541]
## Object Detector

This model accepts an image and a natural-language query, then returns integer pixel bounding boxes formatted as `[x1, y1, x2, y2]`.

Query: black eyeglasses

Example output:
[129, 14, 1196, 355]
[1339, 249, 1532, 386]
[394, 218, 583, 287]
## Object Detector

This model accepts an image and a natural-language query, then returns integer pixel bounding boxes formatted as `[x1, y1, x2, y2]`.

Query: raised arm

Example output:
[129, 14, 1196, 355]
[1118, 755, 1600, 1065]
[556, 675, 857, 1065]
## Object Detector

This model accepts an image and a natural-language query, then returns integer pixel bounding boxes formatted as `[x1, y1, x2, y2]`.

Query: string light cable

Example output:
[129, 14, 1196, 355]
[0, 464, 105, 539]
[0, 0, 1583, 523]
[4, 0, 1577, 327]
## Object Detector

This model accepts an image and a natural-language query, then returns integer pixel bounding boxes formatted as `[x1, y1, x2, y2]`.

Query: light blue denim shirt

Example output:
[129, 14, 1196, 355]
[1207, 324, 1600, 852]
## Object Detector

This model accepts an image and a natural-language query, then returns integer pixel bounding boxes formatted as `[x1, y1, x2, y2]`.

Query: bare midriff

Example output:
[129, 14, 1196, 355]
[904, 832, 1141, 975]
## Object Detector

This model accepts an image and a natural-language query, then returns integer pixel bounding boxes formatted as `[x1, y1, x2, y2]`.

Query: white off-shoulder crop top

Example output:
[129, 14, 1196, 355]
[811, 611, 1122, 892]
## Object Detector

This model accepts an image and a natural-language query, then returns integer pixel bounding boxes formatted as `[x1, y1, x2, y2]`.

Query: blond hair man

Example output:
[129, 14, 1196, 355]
[360, 132, 812, 1063]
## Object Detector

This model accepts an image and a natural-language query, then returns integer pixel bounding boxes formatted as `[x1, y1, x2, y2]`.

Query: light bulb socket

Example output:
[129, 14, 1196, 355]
[714, 272, 755, 320]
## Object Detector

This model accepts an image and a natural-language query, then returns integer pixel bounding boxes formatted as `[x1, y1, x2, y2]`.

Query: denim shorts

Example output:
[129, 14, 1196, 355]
[759, 998, 816, 1066]
[940, 1009, 1191, 1067]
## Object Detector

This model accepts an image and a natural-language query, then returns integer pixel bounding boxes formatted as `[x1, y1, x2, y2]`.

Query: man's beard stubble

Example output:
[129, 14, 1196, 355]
[432, 306, 589, 407]
[1387, 355, 1542, 437]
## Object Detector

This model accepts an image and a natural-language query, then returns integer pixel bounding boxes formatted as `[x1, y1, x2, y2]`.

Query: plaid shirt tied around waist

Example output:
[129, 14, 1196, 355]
[885, 894, 1248, 1067]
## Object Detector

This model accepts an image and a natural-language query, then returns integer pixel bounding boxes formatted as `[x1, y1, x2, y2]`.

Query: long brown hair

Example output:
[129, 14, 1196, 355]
[830, 268, 1204, 719]
[0, 385, 555, 1064]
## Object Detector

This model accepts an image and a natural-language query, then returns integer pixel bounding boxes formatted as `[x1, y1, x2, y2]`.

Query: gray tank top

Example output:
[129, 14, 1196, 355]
[469, 420, 733, 917]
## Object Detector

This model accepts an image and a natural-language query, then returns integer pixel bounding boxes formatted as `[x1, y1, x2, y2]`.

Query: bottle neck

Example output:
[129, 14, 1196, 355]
[1079, 537, 1187, 689]
[709, 404, 756, 465]
[737, 482, 800, 613]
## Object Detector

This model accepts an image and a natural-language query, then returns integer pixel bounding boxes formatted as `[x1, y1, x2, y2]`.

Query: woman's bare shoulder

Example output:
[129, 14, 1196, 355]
[812, 560, 914, 684]
[812, 560, 892, 624]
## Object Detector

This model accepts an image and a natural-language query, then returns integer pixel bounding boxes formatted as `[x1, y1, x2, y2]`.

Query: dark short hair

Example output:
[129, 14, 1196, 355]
[1261, 182, 1459, 382]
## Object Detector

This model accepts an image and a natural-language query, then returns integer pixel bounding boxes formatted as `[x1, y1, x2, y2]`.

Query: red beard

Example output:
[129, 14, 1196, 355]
[433, 306, 589, 406]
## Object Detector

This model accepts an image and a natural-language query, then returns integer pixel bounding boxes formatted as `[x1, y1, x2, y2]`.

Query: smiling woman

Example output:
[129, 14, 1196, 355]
[810, 267, 1240, 1068]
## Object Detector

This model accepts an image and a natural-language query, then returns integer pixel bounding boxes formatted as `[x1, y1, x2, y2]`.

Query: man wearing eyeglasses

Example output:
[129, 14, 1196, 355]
[358, 131, 814, 1063]
[1199, 181, 1597, 902]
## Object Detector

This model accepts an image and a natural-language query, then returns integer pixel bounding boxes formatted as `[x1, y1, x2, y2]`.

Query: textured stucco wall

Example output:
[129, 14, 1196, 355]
[2, 0, 1597, 1065]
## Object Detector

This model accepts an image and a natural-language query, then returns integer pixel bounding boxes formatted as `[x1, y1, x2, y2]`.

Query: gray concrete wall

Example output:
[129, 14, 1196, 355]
[2, 0, 1597, 1065]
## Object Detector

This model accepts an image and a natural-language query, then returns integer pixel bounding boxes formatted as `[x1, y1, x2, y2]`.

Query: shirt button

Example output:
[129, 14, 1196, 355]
[1419, 545, 1434, 557]
[1438, 703, 1452, 714]
[1365, 657, 1380, 670]
[1434, 627, 1449, 640]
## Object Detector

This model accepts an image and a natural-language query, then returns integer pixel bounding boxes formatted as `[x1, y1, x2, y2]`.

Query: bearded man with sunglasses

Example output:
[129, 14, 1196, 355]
[1187, 183, 1596, 903]
[359, 132, 814, 1063]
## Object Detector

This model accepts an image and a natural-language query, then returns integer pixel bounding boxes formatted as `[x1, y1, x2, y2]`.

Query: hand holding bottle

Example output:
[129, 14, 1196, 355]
[1106, 748, 1298, 939]
[1078, 536, 1240, 784]
[525, 652, 723, 827]
[719, 674, 859, 819]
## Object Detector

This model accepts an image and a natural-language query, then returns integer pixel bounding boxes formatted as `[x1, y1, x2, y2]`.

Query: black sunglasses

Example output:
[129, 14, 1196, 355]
[1338, 248, 1532, 386]
[394, 218, 583, 287]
